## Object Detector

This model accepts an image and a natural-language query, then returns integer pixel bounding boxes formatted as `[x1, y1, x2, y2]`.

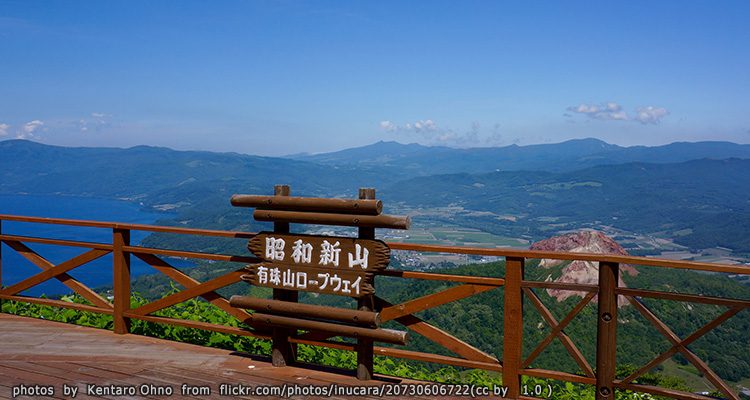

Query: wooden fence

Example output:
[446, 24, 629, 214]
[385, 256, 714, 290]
[1, 213, 749, 400]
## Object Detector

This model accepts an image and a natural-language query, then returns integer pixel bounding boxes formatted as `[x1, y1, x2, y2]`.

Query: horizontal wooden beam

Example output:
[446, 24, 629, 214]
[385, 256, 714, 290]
[289, 337, 356, 351]
[614, 382, 721, 400]
[289, 336, 504, 372]
[229, 296, 380, 327]
[247, 313, 408, 345]
[231, 195, 383, 215]
[378, 269, 504, 286]
[374, 347, 502, 372]
[125, 313, 271, 340]
[385, 242, 750, 276]
[1, 213, 747, 276]
[124, 246, 259, 264]
[0, 294, 114, 315]
[1, 235, 113, 250]
[522, 280, 598, 292]
[523, 368, 597, 385]
[0, 214, 255, 238]
[617, 287, 750, 308]
[254, 210, 410, 230]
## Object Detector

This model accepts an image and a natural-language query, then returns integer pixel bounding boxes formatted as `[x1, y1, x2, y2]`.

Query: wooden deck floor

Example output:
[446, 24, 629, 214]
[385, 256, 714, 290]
[0, 314, 427, 400]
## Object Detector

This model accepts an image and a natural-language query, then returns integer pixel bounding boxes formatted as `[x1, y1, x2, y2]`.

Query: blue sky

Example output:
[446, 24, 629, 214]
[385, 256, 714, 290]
[1, 1, 749, 155]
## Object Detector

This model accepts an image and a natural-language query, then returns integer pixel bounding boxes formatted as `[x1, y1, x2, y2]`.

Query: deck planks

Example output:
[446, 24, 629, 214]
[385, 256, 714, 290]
[0, 314, 427, 399]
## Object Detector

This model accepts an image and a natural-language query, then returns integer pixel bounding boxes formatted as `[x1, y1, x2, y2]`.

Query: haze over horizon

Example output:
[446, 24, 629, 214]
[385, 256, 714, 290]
[2, 1, 749, 156]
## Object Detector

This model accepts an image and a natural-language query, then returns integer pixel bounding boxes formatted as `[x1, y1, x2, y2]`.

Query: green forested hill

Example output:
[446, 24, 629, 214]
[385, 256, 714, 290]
[0, 139, 393, 207]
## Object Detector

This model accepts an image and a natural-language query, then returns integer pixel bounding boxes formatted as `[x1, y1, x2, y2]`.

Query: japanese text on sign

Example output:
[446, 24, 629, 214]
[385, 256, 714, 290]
[256, 264, 363, 295]
[263, 236, 370, 270]
[242, 263, 374, 297]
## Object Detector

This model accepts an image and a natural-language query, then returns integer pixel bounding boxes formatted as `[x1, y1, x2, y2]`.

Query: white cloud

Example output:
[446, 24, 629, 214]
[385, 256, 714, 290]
[633, 106, 669, 124]
[412, 119, 437, 132]
[379, 120, 397, 132]
[0, 123, 9, 137]
[17, 120, 44, 139]
[378, 119, 438, 133]
[567, 102, 668, 125]
[567, 102, 628, 121]
[23, 120, 43, 133]
[379, 119, 500, 147]
[78, 113, 113, 133]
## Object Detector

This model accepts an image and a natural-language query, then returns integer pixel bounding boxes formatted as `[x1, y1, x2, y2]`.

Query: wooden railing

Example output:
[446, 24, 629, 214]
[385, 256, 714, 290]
[1, 213, 749, 400]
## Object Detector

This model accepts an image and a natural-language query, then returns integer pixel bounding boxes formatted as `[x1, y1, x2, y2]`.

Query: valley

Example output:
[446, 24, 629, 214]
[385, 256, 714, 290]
[2, 138, 750, 395]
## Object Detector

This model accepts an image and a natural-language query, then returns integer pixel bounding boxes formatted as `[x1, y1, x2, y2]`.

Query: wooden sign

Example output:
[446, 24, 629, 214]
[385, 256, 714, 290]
[242, 263, 375, 298]
[232, 186, 407, 378]
[247, 232, 390, 272]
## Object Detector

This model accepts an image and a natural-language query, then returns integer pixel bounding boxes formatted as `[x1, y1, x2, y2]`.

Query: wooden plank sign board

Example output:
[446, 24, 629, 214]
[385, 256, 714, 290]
[242, 263, 374, 298]
[247, 232, 390, 272]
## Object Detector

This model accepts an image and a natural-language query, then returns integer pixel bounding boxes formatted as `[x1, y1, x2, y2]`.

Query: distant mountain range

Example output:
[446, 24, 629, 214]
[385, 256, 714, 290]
[0, 139, 389, 206]
[380, 158, 750, 254]
[289, 138, 750, 175]
[2, 138, 749, 254]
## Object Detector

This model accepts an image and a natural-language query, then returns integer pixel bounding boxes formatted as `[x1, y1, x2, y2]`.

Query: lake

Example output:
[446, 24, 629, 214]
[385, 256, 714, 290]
[0, 194, 185, 297]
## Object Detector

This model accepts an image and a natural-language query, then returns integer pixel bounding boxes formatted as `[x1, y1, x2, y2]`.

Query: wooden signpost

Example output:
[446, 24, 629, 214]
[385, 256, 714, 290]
[229, 185, 410, 380]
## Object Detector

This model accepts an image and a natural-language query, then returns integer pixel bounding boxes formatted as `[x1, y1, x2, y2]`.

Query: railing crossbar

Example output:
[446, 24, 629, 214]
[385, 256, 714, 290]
[2, 240, 113, 309]
[523, 290, 596, 371]
[625, 295, 740, 400]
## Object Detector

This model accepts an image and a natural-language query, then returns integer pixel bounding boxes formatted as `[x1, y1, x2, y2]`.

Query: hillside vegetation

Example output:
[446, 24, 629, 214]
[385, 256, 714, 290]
[3, 139, 748, 255]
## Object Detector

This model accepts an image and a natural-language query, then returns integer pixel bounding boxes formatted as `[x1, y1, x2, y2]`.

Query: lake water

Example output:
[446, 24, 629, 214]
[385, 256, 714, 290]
[0, 194, 181, 297]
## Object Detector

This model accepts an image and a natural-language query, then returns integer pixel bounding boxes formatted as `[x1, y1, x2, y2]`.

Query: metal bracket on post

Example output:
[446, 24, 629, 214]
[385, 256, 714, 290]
[596, 261, 619, 400]
[356, 188, 376, 381]
[271, 184, 297, 367]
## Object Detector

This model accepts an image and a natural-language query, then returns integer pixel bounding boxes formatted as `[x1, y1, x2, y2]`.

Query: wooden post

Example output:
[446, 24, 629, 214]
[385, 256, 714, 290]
[596, 261, 619, 400]
[0, 219, 3, 312]
[503, 256, 525, 398]
[113, 228, 131, 334]
[272, 184, 297, 367]
[357, 188, 376, 380]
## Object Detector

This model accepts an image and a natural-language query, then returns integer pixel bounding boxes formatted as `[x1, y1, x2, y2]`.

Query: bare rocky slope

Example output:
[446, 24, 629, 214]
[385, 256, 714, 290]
[530, 230, 639, 306]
